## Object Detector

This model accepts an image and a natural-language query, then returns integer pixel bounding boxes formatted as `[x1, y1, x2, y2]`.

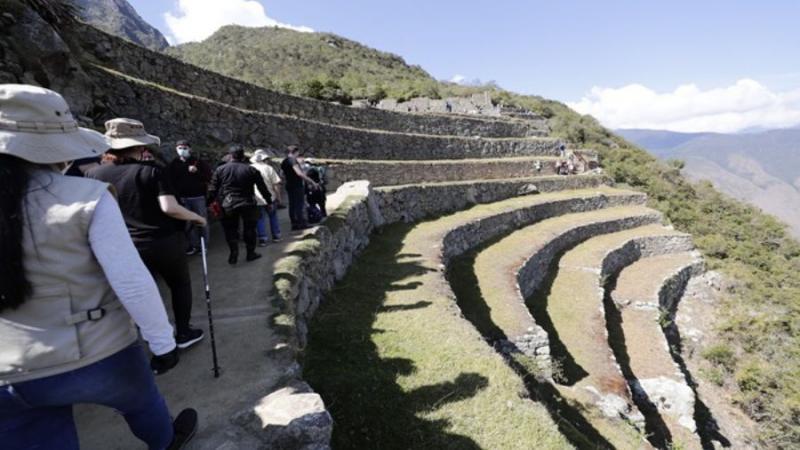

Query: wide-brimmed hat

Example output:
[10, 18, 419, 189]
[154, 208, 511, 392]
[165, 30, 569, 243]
[0, 84, 109, 164]
[250, 149, 269, 163]
[105, 118, 160, 150]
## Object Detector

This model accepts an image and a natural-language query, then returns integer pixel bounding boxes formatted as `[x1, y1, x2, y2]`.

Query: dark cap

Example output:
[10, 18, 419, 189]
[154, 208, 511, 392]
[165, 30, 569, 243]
[228, 144, 244, 154]
[176, 139, 190, 147]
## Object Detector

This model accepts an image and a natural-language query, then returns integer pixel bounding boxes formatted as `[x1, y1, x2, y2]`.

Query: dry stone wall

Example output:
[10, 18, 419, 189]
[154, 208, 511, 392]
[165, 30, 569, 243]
[84, 66, 560, 160]
[375, 175, 609, 224]
[324, 158, 559, 189]
[68, 23, 545, 139]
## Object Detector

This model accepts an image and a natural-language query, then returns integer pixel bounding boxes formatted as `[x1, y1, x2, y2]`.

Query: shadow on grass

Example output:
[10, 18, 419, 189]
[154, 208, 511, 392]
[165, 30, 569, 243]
[304, 223, 486, 449]
[526, 249, 589, 386]
[448, 247, 614, 450]
[603, 274, 673, 449]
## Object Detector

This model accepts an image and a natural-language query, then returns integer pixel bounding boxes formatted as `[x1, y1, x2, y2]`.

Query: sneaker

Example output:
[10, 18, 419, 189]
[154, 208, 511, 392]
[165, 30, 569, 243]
[246, 252, 262, 262]
[176, 328, 204, 349]
[185, 247, 198, 256]
[168, 408, 198, 450]
[271, 236, 282, 243]
[257, 239, 268, 247]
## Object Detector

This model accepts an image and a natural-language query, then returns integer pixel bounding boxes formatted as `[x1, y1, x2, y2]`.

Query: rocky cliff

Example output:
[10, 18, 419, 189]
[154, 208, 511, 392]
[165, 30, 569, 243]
[70, 0, 169, 50]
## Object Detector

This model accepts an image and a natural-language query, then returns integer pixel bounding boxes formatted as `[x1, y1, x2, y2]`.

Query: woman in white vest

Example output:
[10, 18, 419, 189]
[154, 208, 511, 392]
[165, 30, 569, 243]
[0, 85, 197, 449]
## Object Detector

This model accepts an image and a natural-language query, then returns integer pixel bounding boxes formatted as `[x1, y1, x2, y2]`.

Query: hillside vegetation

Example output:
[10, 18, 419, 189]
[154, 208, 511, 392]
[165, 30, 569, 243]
[541, 102, 800, 447]
[166, 25, 443, 103]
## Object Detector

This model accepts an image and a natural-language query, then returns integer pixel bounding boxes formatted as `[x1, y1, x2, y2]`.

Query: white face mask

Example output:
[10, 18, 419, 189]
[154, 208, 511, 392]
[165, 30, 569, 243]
[176, 148, 190, 158]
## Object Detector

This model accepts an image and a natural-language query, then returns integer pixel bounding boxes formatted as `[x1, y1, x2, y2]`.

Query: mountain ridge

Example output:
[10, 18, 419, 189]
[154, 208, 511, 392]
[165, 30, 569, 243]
[619, 127, 800, 238]
[70, 0, 169, 50]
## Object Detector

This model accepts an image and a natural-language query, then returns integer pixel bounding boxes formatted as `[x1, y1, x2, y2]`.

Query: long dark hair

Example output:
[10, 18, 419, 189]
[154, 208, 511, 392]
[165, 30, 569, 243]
[0, 154, 33, 312]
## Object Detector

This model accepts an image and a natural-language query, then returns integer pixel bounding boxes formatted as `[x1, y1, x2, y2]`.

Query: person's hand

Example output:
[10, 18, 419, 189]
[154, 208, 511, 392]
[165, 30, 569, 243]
[151, 348, 179, 375]
[192, 215, 207, 227]
[188, 165, 198, 173]
[311, 181, 321, 191]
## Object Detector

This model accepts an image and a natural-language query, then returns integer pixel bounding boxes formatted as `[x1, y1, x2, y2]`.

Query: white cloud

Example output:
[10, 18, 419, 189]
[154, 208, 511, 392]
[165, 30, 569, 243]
[450, 74, 468, 84]
[568, 79, 800, 133]
[164, 0, 313, 44]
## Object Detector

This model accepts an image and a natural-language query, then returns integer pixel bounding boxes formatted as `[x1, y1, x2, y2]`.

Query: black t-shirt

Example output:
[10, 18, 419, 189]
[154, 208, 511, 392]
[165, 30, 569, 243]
[281, 156, 303, 189]
[87, 162, 182, 245]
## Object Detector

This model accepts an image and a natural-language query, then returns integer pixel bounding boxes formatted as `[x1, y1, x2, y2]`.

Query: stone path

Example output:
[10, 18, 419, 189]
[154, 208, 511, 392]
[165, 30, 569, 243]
[74, 209, 309, 449]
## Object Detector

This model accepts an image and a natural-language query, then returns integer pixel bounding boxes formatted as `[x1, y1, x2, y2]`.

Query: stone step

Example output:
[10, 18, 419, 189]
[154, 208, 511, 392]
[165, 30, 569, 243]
[87, 65, 564, 160]
[465, 222, 701, 447]
[321, 156, 567, 189]
[474, 221, 685, 362]
[299, 186, 652, 448]
[611, 252, 705, 448]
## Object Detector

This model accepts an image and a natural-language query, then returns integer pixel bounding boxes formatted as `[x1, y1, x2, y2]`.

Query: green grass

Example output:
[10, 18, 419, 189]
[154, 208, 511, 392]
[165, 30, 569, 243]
[303, 223, 571, 449]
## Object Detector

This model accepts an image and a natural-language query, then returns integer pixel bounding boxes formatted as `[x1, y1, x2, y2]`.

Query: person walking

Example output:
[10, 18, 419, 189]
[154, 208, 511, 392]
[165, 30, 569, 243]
[209, 145, 274, 265]
[87, 118, 206, 350]
[167, 140, 212, 255]
[250, 149, 282, 246]
[281, 146, 319, 230]
[0, 84, 197, 449]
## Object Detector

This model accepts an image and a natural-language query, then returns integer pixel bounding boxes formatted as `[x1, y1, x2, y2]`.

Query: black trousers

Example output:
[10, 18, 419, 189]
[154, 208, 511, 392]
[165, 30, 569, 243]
[137, 233, 193, 335]
[307, 189, 327, 217]
[221, 205, 259, 253]
[287, 185, 308, 228]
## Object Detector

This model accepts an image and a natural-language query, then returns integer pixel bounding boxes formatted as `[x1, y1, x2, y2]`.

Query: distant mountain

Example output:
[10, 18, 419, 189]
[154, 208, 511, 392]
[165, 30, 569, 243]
[621, 128, 800, 238]
[71, 0, 169, 51]
[616, 129, 714, 156]
[166, 25, 441, 102]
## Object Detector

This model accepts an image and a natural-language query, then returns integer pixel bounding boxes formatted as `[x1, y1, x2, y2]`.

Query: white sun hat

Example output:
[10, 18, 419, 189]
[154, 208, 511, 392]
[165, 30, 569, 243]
[0, 84, 109, 164]
[250, 148, 269, 163]
[105, 117, 161, 150]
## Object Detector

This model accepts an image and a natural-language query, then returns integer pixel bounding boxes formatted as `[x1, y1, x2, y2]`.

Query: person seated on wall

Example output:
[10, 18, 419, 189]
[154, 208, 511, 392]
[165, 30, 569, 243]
[167, 140, 212, 256]
[0, 84, 197, 449]
[209, 145, 274, 265]
[281, 146, 320, 231]
[249, 149, 283, 246]
[87, 118, 207, 351]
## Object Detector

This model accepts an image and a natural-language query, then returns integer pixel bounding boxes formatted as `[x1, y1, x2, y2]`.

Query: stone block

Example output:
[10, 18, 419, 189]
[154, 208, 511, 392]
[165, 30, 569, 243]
[252, 384, 333, 450]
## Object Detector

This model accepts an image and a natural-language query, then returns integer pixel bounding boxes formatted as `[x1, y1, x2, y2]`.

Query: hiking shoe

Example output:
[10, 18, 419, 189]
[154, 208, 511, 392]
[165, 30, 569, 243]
[228, 249, 238, 265]
[246, 252, 262, 262]
[271, 236, 282, 243]
[257, 239, 268, 247]
[176, 328, 204, 349]
[168, 408, 198, 450]
[185, 247, 198, 256]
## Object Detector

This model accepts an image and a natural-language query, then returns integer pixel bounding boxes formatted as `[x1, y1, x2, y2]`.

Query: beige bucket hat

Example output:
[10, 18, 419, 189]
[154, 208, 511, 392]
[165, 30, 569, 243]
[105, 118, 161, 150]
[250, 149, 269, 163]
[0, 84, 109, 164]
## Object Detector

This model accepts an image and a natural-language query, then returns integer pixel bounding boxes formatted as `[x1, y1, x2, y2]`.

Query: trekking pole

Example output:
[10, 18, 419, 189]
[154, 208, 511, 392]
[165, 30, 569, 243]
[200, 235, 221, 378]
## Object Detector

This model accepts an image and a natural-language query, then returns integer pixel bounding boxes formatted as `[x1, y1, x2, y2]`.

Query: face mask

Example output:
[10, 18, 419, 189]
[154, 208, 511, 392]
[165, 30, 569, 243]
[177, 148, 190, 158]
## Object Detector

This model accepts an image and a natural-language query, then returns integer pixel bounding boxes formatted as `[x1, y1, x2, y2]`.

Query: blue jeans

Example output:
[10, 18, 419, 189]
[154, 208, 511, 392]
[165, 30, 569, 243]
[256, 205, 281, 240]
[0, 344, 173, 450]
[181, 196, 209, 250]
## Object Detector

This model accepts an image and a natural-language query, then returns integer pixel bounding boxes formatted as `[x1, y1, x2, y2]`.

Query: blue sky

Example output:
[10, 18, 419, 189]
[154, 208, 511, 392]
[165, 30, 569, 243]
[129, 0, 800, 132]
